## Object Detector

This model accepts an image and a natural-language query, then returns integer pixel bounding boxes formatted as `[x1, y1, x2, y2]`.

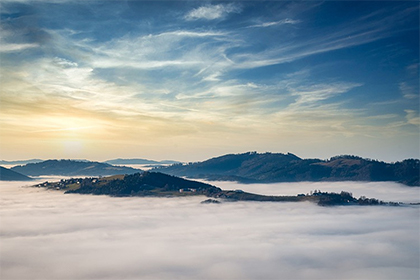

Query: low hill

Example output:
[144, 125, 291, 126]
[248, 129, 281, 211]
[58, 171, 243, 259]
[0, 166, 33, 181]
[11, 160, 142, 177]
[45, 172, 222, 197]
[154, 152, 419, 186]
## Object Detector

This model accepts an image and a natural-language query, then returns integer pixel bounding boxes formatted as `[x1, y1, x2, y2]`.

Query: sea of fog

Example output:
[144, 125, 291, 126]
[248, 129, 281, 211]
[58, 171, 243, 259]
[203, 180, 420, 204]
[0, 178, 419, 280]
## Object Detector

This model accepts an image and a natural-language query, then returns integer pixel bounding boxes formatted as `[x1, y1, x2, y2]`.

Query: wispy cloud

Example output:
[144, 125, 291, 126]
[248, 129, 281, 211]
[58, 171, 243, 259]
[30, 126, 98, 134]
[289, 82, 363, 107]
[248, 18, 300, 28]
[231, 6, 418, 70]
[0, 27, 39, 52]
[184, 3, 241, 21]
[88, 30, 231, 70]
[0, 42, 39, 52]
[399, 82, 418, 99]
[405, 110, 420, 126]
[156, 30, 226, 38]
[67, 7, 407, 78]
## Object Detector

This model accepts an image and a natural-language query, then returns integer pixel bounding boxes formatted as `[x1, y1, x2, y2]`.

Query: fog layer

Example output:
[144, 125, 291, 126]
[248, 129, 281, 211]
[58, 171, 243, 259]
[207, 180, 420, 203]
[1, 180, 419, 280]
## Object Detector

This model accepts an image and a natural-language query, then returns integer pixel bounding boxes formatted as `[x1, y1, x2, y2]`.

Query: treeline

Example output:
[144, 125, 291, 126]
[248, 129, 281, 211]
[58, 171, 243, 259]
[312, 190, 399, 206]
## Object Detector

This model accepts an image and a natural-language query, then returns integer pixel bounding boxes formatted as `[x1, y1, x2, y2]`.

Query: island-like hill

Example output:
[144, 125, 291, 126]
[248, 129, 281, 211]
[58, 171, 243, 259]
[0, 166, 33, 181]
[154, 152, 419, 186]
[11, 160, 142, 177]
[34, 172, 400, 206]
[61, 172, 221, 197]
[104, 158, 180, 165]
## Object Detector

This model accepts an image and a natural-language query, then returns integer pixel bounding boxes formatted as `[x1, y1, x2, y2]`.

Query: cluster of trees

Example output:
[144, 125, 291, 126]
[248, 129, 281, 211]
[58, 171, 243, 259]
[313, 190, 398, 206]
[316, 191, 358, 206]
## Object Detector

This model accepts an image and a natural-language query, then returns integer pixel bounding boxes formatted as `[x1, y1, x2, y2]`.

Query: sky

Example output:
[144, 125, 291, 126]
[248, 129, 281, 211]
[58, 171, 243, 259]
[0, 1, 419, 162]
[1, 179, 419, 280]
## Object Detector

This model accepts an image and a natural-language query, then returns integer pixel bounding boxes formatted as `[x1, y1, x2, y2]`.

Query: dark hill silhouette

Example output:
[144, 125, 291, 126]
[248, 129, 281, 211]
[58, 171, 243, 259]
[0, 166, 33, 181]
[11, 160, 142, 177]
[154, 152, 419, 186]
[64, 172, 222, 197]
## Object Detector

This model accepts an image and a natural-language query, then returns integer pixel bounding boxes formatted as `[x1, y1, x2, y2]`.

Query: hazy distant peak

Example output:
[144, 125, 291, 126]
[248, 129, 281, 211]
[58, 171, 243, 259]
[10, 160, 142, 177]
[104, 158, 181, 165]
[0, 159, 43, 165]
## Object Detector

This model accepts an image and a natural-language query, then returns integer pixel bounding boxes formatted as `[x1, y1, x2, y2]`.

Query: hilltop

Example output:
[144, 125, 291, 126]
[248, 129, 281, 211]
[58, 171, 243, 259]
[11, 160, 142, 177]
[0, 166, 33, 181]
[154, 152, 419, 186]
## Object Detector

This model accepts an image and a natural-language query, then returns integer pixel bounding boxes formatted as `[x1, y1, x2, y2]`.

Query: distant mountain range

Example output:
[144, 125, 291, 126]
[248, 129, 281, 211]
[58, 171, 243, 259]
[0, 158, 180, 167]
[154, 152, 419, 186]
[0, 159, 44, 165]
[2, 152, 419, 186]
[10, 160, 142, 177]
[104, 158, 180, 165]
[0, 166, 33, 181]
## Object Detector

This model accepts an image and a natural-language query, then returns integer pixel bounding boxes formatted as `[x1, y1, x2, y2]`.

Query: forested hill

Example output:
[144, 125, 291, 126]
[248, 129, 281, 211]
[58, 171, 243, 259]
[154, 152, 419, 186]
[0, 166, 33, 181]
[50, 172, 222, 197]
[11, 160, 142, 177]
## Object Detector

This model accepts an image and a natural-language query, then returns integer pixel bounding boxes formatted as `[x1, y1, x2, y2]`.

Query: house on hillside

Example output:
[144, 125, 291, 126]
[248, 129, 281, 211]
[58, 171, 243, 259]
[179, 188, 196, 193]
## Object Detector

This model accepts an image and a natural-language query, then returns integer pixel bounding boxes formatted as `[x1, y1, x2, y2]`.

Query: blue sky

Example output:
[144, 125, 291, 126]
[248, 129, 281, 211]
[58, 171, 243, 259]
[0, 1, 418, 162]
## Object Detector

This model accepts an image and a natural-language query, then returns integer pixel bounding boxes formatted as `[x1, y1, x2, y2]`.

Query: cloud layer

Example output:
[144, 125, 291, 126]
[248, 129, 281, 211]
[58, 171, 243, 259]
[1, 179, 419, 280]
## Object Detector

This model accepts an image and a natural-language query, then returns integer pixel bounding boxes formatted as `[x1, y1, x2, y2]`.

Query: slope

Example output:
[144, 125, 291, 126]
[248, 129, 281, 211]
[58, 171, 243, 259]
[0, 166, 33, 181]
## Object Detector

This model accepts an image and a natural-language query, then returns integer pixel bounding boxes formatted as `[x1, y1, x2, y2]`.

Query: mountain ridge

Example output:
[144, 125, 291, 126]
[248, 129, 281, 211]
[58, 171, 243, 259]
[6, 152, 419, 186]
[154, 152, 419, 186]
